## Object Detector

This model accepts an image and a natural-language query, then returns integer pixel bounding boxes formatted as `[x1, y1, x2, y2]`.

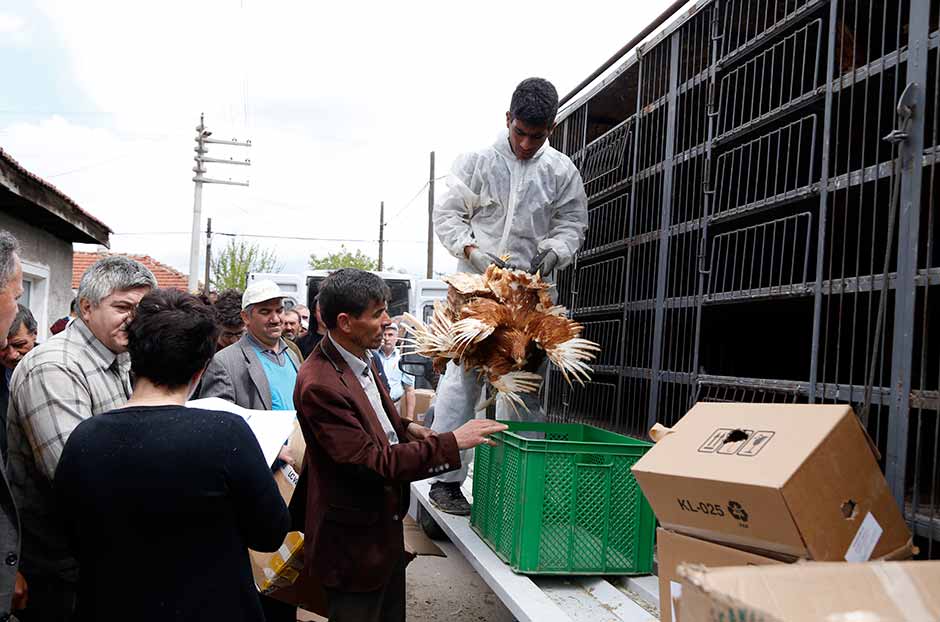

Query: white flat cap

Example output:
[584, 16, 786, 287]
[242, 280, 285, 309]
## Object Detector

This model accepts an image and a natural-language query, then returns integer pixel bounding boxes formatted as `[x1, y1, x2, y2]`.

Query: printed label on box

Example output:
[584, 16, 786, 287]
[699, 428, 775, 456]
[845, 511, 883, 562]
[282, 464, 299, 486]
[716, 430, 754, 455]
[698, 429, 731, 453]
[737, 431, 775, 456]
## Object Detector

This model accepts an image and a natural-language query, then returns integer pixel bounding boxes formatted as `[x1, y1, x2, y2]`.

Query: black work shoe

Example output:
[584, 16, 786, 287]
[429, 482, 471, 516]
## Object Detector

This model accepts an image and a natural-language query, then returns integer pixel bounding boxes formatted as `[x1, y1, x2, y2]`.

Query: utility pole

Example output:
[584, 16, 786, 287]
[204, 217, 212, 295]
[426, 151, 435, 278]
[190, 113, 251, 292]
[377, 201, 385, 272]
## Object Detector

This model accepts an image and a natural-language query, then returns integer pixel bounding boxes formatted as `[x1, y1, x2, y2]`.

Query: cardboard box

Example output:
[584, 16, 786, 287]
[250, 422, 311, 601]
[631, 403, 912, 560]
[401, 388, 435, 422]
[254, 531, 305, 593]
[657, 528, 784, 622]
[414, 388, 434, 415]
[678, 561, 940, 622]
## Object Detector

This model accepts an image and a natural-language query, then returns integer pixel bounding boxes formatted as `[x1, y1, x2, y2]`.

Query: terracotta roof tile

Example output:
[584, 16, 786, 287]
[72, 251, 192, 291]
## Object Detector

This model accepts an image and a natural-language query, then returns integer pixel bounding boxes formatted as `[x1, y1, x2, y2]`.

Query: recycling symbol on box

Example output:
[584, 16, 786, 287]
[727, 501, 749, 522]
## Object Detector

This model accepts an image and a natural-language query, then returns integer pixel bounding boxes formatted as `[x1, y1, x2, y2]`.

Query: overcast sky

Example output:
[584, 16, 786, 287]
[2, 0, 689, 281]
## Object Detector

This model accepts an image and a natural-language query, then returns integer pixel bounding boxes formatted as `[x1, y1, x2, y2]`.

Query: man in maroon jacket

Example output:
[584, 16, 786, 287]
[294, 268, 505, 622]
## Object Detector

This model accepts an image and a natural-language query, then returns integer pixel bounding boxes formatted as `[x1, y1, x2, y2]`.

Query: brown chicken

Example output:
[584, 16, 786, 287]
[402, 265, 599, 412]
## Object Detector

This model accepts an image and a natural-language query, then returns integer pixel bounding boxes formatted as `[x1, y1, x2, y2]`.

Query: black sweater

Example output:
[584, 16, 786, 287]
[54, 405, 290, 622]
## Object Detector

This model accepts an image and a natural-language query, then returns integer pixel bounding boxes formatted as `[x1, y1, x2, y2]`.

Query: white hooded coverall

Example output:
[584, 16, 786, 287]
[430, 129, 588, 485]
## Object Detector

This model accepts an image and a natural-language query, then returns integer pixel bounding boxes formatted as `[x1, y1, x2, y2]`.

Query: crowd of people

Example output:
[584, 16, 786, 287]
[0, 76, 586, 622]
[0, 244, 503, 622]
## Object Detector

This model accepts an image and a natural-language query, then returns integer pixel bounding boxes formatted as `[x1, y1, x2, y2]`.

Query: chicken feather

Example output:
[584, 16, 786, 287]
[402, 266, 599, 407]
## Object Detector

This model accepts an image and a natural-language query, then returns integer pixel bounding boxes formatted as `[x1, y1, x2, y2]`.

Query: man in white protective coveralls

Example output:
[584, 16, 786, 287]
[429, 77, 588, 515]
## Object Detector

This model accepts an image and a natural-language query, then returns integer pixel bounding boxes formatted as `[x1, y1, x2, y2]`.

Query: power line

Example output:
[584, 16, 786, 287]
[45, 133, 177, 178]
[215, 232, 427, 244]
[112, 231, 426, 244]
[384, 182, 428, 226]
[216, 232, 376, 243]
[112, 232, 191, 236]
[46, 154, 137, 178]
[0, 110, 114, 116]
[383, 174, 449, 227]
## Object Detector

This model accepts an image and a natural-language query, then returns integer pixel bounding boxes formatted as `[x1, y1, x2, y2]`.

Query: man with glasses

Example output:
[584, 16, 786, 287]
[212, 289, 246, 351]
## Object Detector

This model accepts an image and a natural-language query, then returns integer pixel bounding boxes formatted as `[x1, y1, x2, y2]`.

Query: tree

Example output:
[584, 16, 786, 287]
[308, 245, 378, 270]
[211, 239, 283, 291]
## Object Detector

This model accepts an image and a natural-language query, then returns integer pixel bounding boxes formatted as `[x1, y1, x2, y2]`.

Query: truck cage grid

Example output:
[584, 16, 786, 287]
[544, 0, 940, 556]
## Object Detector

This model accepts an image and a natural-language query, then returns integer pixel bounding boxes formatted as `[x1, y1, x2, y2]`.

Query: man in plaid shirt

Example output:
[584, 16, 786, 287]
[6, 255, 155, 621]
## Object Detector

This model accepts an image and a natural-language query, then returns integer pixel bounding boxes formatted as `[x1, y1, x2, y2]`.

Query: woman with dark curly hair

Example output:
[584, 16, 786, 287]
[54, 289, 289, 622]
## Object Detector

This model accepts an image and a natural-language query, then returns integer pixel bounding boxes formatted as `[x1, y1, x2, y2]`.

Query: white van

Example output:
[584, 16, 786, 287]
[246, 270, 447, 321]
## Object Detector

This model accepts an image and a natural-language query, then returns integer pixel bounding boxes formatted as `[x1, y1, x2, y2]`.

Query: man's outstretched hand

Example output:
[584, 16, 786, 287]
[453, 419, 508, 449]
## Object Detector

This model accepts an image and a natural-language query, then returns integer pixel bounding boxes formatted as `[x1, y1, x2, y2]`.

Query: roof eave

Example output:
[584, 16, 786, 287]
[0, 152, 111, 246]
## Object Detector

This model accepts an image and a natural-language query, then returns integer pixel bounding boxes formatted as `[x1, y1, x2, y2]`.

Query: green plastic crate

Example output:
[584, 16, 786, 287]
[470, 420, 655, 575]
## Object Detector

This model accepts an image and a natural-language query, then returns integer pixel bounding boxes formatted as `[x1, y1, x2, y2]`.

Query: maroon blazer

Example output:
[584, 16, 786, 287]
[294, 335, 460, 592]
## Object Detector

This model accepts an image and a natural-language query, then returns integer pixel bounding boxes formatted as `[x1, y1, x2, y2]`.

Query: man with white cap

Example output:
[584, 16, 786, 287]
[195, 279, 302, 621]
[197, 279, 302, 418]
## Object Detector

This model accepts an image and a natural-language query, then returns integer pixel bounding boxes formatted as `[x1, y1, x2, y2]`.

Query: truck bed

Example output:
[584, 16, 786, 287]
[411, 479, 661, 622]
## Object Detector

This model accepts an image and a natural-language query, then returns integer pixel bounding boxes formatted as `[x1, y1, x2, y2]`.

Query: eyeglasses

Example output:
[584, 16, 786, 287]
[221, 328, 246, 340]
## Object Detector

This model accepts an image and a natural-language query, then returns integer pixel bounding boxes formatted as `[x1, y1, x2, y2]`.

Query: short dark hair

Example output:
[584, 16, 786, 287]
[510, 78, 559, 128]
[69, 297, 77, 314]
[213, 289, 244, 328]
[127, 289, 219, 388]
[7, 304, 36, 339]
[318, 269, 390, 330]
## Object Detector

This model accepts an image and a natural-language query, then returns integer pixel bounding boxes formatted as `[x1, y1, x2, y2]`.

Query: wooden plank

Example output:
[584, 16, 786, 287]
[574, 578, 658, 622]
[624, 575, 660, 611]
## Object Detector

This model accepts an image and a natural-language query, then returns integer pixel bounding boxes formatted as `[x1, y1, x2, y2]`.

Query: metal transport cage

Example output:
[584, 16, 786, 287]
[545, 0, 940, 558]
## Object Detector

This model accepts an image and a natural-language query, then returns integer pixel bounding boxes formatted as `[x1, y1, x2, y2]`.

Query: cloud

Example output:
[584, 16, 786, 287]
[0, 13, 29, 45]
[7, 0, 692, 281]
[0, 13, 25, 33]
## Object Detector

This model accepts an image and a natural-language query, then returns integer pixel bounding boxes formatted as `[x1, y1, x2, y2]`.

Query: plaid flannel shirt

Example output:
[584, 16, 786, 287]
[6, 318, 131, 577]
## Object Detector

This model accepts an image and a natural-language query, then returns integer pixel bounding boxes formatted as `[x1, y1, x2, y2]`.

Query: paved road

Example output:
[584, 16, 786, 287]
[406, 539, 516, 621]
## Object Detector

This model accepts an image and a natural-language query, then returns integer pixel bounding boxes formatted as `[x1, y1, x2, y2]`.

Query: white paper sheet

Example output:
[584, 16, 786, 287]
[185, 397, 296, 467]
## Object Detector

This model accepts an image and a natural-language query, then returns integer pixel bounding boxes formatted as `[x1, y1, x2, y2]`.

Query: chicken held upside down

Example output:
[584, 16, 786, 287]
[401, 265, 599, 412]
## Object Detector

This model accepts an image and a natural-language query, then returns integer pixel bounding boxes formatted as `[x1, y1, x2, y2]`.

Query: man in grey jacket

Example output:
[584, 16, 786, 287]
[0, 231, 28, 620]
[197, 280, 302, 415]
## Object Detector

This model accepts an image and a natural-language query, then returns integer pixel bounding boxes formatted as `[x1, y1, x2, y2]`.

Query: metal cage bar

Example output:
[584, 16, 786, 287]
[707, 211, 814, 300]
[713, 114, 820, 219]
[580, 119, 635, 199]
[716, 18, 825, 140]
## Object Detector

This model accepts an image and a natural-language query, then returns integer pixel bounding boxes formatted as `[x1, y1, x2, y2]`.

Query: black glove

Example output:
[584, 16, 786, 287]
[529, 250, 558, 276]
[468, 248, 516, 272]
